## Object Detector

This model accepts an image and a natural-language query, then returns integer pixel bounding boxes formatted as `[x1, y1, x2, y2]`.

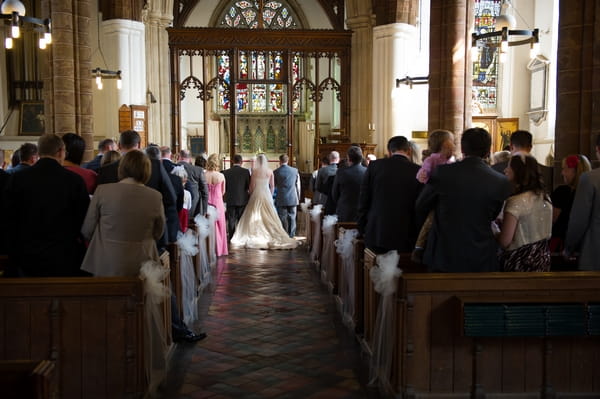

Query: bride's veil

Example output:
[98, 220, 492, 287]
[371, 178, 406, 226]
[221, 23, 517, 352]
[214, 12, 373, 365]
[254, 153, 270, 176]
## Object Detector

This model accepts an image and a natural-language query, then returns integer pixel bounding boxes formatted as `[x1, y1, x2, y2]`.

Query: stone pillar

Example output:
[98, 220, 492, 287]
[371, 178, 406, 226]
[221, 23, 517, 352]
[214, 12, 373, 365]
[555, 0, 600, 166]
[143, 0, 173, 147]
[346, 0, 374, 144]
[95, 19, 146, 138]
[373, 23, 425, 157]
[428, 0, 471, 144]
[42, 0, 93, 154]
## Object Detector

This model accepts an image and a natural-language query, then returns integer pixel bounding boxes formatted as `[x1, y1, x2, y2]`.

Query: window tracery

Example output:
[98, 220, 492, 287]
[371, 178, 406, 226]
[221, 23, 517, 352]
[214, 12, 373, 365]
[220, 1, 298, 30]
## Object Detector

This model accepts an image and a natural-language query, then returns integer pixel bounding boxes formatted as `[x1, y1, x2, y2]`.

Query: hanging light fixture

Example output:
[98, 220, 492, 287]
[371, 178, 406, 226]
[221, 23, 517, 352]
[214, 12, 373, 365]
[92, 68, 122, 90]
[1, 0, 52, 50]
[471, 0, 539, 63]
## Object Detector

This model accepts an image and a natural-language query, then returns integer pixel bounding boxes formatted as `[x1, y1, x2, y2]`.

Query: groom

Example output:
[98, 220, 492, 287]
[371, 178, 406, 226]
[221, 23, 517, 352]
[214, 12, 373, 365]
[274, 154, 301, 238]
[222, 154, 250, 240]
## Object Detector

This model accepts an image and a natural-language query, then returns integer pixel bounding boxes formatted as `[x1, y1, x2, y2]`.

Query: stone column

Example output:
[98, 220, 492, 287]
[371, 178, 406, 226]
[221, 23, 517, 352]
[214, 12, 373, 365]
[373, 23, 425, 157]
[555, 0, 600, 166]
[96, 19, 146, 138]
[143, 0, 173, 147]
[346, 0, 374, 144]
[42, 0, 93, 155]
[428, 0, 471, 143]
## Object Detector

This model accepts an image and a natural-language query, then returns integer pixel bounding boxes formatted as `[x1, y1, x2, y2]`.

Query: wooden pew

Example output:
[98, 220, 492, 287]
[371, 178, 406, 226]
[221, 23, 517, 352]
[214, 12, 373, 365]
[0, 277, 146, 398]
[332, 222, 358, 317]
[0, 360, 54, 399]
[392, 272, 600, 398]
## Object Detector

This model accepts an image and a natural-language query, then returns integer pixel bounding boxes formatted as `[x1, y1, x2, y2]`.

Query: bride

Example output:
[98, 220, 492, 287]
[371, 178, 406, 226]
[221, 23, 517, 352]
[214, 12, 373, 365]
[230, 154, 298, 249]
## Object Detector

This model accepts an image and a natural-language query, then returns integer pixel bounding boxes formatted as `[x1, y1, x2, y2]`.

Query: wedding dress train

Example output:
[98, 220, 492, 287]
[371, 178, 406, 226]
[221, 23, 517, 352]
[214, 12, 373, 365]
[230, 177, 297, 250]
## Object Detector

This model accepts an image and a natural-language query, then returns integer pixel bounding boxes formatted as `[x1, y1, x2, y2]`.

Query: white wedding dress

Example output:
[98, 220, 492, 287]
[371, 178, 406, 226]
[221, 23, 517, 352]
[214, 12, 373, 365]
[230, 176, 298, 250]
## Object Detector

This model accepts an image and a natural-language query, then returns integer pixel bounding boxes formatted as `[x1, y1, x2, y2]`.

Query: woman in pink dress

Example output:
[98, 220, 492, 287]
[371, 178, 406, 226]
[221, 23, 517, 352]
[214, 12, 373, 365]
[205, 154, 228, 256]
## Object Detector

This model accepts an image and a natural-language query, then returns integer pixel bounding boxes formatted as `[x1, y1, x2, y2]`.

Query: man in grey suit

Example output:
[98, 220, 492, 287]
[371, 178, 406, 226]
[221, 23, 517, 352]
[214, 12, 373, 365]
[331, 145, 366, 222]
[222, 154, 250, 240]
[564, 134, 600, 270]
[416, 127, 511, 272]
[178, 149, 208, 220]
[274, 154, 301, 238]
[314, 151, 339, 205]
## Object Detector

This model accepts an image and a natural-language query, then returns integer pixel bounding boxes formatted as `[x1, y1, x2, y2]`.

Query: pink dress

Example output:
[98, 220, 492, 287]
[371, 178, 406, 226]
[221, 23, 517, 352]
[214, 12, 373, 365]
[208, 181, 228, 256]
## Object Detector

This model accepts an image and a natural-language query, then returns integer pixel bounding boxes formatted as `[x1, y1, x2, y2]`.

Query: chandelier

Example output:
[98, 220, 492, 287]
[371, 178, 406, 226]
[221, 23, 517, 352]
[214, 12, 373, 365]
[1, 0, 51, 50]
[471, 0, 539, 63]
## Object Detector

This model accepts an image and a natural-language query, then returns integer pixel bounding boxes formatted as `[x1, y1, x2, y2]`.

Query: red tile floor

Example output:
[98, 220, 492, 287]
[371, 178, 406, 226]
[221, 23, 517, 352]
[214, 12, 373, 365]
[157, 246, 382, 398]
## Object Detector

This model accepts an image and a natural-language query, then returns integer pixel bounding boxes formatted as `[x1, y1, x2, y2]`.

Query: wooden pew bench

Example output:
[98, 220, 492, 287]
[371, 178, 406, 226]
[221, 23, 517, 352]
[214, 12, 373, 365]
[391, 272, 600, 398]
[0, 277, 148, 398]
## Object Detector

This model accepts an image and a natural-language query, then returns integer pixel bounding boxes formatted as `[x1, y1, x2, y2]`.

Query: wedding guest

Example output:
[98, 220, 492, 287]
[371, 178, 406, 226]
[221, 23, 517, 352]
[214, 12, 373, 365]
[179, 149, 208, 219]
[83, 138, 116, 172]
[408, 140, 422, 164]
[205, 154, 228, 256]
[62, 133, 98, 194]
[412, 130, 456, 262]
[416, 127, 511, 272]
[222, 154, 250, 240]
[101, 150, 121, 166]
[314, 151, 339, 205]
[492, 130, 553, 192]
[7, 143, 38, 174]
[549, 154, 591, 252]
[494, 153, 552, 271]
[97, 130, 178, 247]
[331, 146, 366, 222]
[565, 134, 600, 270]
[81, 150, 165, 276]
[4, 134, 89, 276]
[358, 136, 423, 254]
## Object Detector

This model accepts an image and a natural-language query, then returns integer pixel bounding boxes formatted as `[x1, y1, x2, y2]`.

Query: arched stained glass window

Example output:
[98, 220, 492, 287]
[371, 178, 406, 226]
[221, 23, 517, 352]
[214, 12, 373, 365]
[472, 0, 501, 114]
[220, 1, 299, 30]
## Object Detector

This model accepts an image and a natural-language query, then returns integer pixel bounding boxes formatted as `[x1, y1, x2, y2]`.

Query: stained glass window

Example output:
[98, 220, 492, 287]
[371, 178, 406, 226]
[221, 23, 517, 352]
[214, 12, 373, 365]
[217, 50, 301, 114]
[472, 0, 501, 114]
[219, 1, 299, 30]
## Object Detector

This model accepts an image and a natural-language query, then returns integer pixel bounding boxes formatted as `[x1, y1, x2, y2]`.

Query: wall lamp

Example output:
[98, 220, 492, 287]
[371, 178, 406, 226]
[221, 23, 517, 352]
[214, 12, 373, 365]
[1, 0, 51, 50]
[92, 68, 122, 90]
[395, 76, 429, 89]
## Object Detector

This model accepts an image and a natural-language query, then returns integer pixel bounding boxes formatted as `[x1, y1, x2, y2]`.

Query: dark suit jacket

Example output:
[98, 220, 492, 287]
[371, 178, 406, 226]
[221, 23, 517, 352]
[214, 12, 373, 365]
[4, 158, 90, 276]
[222, 164, 250, 207]
[492, 159, 554, 192]
[331, 162, 367, 222]
[357, 154, 423, 253]
[416, 157, 511, 272]
[162, 160, 184, 211]
[83, 154, 103, 172]
[97, 157, 179, 243]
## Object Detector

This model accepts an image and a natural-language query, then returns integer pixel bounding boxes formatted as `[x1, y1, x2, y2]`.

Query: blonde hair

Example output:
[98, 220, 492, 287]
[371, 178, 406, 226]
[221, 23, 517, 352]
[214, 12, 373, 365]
[206, 153, 220, 171]
[428, 130, 454, 153]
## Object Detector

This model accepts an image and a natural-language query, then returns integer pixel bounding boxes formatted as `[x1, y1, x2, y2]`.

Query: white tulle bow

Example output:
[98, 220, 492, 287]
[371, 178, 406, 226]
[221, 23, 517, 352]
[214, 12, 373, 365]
[310, 204, 323, 222]
[206, 205, 218, 223]
[177, 229, 199, 256]
[194, 213, 211, 239]
[322, 214, 338, 232]
[335, 228, 358, 256]
[139, 260, 171, 305]
[370, 250, 402, 296]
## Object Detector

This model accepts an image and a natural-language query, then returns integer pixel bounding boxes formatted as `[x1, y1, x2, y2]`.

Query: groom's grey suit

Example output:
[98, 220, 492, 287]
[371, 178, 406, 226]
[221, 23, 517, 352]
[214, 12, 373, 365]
[274, 163, 301, 238]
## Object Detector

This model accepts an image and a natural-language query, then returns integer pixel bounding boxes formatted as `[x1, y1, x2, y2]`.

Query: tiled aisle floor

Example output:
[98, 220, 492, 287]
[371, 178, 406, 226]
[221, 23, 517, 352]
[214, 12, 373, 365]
[157, 246, 381, 398]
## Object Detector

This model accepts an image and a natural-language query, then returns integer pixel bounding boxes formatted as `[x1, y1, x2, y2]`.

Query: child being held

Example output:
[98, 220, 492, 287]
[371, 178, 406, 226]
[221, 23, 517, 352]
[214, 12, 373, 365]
[412, 129, 456, 263]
